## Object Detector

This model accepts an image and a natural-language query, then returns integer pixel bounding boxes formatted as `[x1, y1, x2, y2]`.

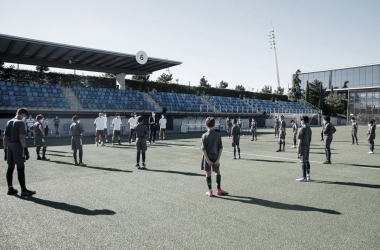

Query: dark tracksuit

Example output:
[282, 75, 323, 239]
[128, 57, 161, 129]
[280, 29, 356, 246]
[323, 122, 336, 163]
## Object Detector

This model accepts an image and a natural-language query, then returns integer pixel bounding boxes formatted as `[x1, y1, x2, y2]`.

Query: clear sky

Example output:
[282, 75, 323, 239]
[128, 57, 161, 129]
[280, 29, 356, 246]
[1, 0, 380, 92]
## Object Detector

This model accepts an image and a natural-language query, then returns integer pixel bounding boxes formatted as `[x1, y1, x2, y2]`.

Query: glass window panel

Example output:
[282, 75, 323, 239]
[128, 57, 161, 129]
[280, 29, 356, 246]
[335, 70, 342, 89]
[367, 91, 373, 114]
[341, 69, 348, 89]
[319, 72, 325, 85]
[353, 68, 360, 87]
[360, 67, 366, 86]
[325, 71, 331, 88]
[372, 65, 379, 86]
[331, 71, 336, 88]
[365, 66, 372, 86]
[347, 68, 354, 88]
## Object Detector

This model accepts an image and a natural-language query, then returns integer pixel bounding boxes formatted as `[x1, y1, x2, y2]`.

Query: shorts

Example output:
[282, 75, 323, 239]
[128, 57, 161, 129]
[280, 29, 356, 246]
[113, 130, 121, 136]
[7, 142, 25, 165]
[104, 128, 108, 134]
[201, 155, 219, 172]
[299, 146, 310, 161]
[136, 137, 147, 152]
[71, 136, 82, 150]
[232, 136, 239, 147]
[160, 128, 166, 132]
[351, 130, 357, 137]
[96, 130, 104, 136]
[324, 136, 332, 150]
[368, 138, 374, 145]
[34, 136, 46, 146]
[251, 129, 256, 134]
[279, 131, 286, 139]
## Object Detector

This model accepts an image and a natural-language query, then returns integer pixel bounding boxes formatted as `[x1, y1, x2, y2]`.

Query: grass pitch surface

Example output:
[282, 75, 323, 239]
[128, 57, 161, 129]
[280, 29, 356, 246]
[0, 126, 379, 249]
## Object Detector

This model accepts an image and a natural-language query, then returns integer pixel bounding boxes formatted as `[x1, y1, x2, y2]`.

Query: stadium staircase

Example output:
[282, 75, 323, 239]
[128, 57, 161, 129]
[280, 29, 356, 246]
[298, 99, 322, 113]
[242, 99, 259, 113]
[141, 92, 163, 113]
[199, 96, 220, 112]
[62, 87, 81, 111]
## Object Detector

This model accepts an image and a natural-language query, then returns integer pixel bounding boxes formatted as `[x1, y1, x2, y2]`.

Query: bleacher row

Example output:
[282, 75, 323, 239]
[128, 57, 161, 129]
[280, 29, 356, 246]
[0, 81, 318, 114]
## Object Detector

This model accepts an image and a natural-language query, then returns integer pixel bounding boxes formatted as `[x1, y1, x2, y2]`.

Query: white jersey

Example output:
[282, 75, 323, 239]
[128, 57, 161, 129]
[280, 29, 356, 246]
[26, 118, 35, 127]
[128, 117, 137, 129]
[159, 118, 167, 129]
[113, 118, 122, 131]
[103, 116, 107, 129]
[94, 117, 104, 130]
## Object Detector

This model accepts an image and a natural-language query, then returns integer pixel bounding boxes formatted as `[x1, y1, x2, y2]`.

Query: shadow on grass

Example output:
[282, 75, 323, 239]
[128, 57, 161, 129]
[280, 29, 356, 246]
[146, 169, 203, 177]
[49, 160, 132, 172]
[16, 196, 116, 216]
[49, 150, 71, 154]
[311, 180, 380, 189]
[48, 153, 72, 158]
[240, 158, 295, 164]
[214, 195, 341, 215]
[336, 163, 380, 169]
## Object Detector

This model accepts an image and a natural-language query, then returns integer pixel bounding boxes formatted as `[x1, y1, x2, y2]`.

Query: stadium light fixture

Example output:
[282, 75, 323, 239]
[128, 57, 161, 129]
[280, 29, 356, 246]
[269, 28, 281, 88]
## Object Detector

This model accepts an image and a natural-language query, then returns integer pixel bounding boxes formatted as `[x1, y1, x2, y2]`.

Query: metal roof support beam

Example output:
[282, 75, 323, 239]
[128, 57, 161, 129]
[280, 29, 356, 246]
[17, 43, 31, 57]
[107, 58, 134, 68]
[3, 40, 15, 55]
[31, 45, 46, 59]
[42, 47, 60, 60]
[53, 49, 73, 62]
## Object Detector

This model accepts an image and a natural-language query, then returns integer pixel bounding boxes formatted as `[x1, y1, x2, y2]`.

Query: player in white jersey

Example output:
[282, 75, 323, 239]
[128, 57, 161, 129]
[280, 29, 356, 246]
[159, 114, 167, 140]
[103, 112, 108, 143]
[112, 113, 122, 145]
[25, 115, 35, 138]
[94, 113, 105, 146]
[128, 112, 137, 145]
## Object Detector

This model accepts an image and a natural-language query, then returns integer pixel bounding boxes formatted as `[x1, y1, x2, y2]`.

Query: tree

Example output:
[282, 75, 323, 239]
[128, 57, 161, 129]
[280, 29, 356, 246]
[132, 75, 150, 81]
[327, 90, 347, 115]
[318, 81, 323, 110]
[0, 62, 16, 81]
[102, 73, 115, 78]
[273, 86, 284, 95]
[330, 84, 333, 93]
[199, 76, 211, 88]
[261, 85, 272, 94]
[157, 73, 172, 84]
[288, 69, 303, 101]
[235, 85, 245, 91]
[308, 79, 327, 109]
[217, 80, 228, 89]
[305, 81, 310, 102]
[36, 65, 50, 84]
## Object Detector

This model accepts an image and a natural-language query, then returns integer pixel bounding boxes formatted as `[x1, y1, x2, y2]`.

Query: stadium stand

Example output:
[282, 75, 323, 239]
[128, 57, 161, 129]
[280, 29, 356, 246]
[74, 86, 154, 110]
[149, 91, 213, 112]
[203, 95, 255, 113]
[246, 99, 284, 113]
[276, 100, 314, 114]
[0, 81, 70, 108]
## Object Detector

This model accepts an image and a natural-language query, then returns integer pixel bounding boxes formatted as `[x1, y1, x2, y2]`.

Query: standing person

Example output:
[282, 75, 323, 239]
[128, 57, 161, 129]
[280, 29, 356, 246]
[274, 116, 280, 138]
[238, 117, 244, 136]
[231, 119, 241, 159]
[128, 112, 137, 145]
[320, 121, 325, 141]
[29, 115, 50, 161]
[70, 115, 86, 166]
[159, 114, 167, 140]
[54, 116, 60, 137]
[3, 108, 36, 196]
[276, 115, 286, 152]
[25, 114, 35, 139]
[43, 117, 50, 137]
[351, 117, 358, 145]
[291, 120, 298, 148]
[250, 118, 257, 141]
[323, 116, 336, 164]
[201, 117, 228, 197]
[367, 120, 375, 154]
[103, 112, 108, 143]
[296, 116, 312, 181]
[226, 117, 232, 138]
[135, 116, 148, 169]
[94, 113, 105, 146]
[149, 112, 157, 145]
[112, 113, 122, 145]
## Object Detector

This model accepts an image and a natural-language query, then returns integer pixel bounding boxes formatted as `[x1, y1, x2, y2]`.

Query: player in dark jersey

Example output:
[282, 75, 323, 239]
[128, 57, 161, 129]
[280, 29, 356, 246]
[367, 120, 375, 154]
[231, 119, 241, 159]
[250, 118, 257, 141]
[70, 115, 86, 166]
[350, 117, 358, 145]
[276, 115, 286, 152]
[29, 115, 50, 161]
[296, 116, 312, 181]
[226, 117, 232, 138]
[274, 116, 280, 138]
[323, 116, 336, 164]
[201, 117, 227, 197]
[290, 120, 298, 148]
[135, 116, 148, 169]
[3, 108, 35, 196]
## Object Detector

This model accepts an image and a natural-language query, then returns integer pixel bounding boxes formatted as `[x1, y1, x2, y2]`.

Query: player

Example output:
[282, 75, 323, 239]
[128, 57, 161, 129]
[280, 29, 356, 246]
[29, 115, 50, 161]
[149, 112, 157, 144]
[250, 118, 257, 141]
[94, 113, 105, 146]
[112, 113, 122, 145]
[367, 120, 375, 154]
[276, 115, 286, 152]
[320, 123, 325, 141]
[103, 112, 108, 143]
[128, 112, 137, 145]
[291, 120, 298, 148]
[200, 117, 228, 197]
[3, 108, 35, 196]
[70, 115, 86, 166]
[238, 117, 244, 136]
[323, 116, 336, 164]
[54, 116, 60, 137]
[226, 117, 232, 138]
[135, 116, 148, 169]
[231, 118, 241, 159]
[159, 114, 167, 140]
[25, 114, 35, 138]
[296, 116, 312, 181]
[350, 117, 358, 145]
[274, 116, 280, 138]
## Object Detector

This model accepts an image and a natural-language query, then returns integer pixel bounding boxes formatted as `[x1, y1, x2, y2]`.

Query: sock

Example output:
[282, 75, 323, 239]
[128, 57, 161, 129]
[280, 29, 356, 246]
[233, 148, 236, 156]
[142, 152, 146, 163]
[36, 146, 41, 157]
[328, 149, 331, 162]
[17, 164, 27, 192]
[306, 162, 310, 175]
[238, 148, 240, 155]
[294, 139, 296, 146]
[6, 164, 15, 188]
[118, 140, 120, 144]
[255, 134, 257, 140]
[137, 151, 140, 164]
[370, 144, 374, 152]
[283, 141, 285, 150]
[252, 134, 254, 140]
[73, 150, 77, 162]
[352, 137, 354, 143]
[206, 176, 212, 191]
[355, 136, 358, 143]
[112, 141, 114, 144]
[301, 161, 306, 178]
[43, 147, 46, 158]
[278, 141, 282, 150]
[216, 175, 221, 189]
[79, 150, 83, 162]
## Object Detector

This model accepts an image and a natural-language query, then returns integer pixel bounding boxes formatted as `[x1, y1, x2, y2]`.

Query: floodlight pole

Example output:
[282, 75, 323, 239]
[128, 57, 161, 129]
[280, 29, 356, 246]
[273, 47, 280, 88]
[269, 28, 281, 88]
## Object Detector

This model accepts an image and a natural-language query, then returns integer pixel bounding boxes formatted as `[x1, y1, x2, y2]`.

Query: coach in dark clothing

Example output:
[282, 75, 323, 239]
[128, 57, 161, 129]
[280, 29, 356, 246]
[323, 116, 336, 164]
[149, 112, 157, 144]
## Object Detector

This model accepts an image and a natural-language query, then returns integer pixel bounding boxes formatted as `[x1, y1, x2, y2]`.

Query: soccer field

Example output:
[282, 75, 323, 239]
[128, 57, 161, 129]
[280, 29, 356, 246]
[1, 126, 379, 250]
